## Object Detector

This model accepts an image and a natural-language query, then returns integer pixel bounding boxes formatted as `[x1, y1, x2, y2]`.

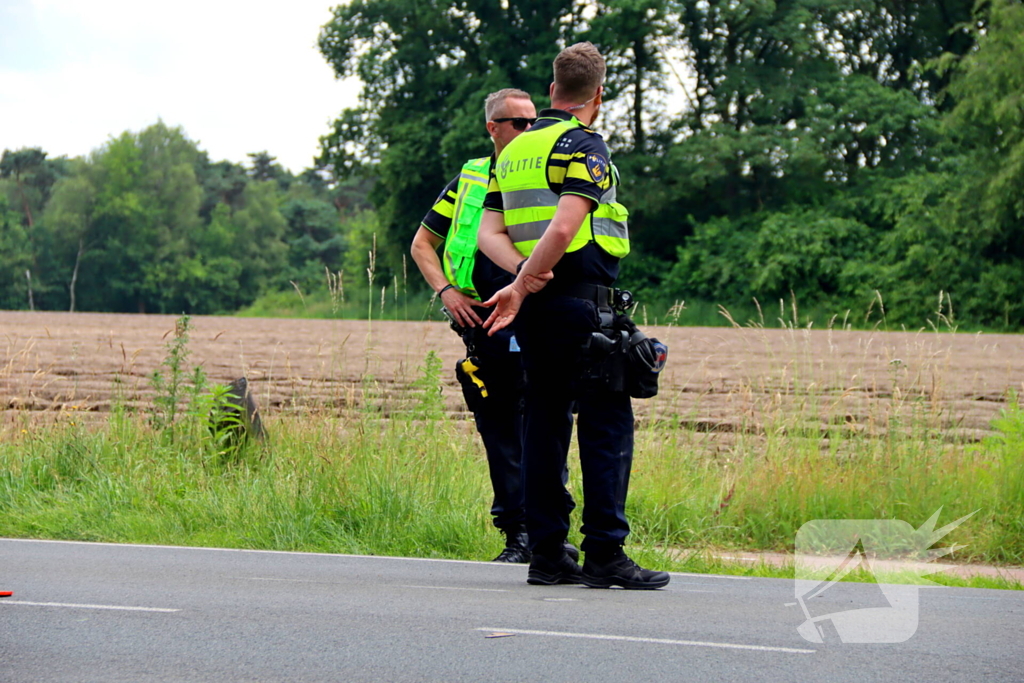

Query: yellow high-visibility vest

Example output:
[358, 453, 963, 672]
[494, 117, 629, 258]
[441, 156, 491, 299]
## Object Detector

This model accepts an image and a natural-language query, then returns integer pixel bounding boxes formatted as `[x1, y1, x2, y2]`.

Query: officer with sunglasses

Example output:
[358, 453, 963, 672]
[493, 116, 534, 132]
[410, 89, 577, 564]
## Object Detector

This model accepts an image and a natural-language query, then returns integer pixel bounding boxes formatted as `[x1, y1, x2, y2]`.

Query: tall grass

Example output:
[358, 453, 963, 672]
[628, 407, 1024, 564]
[0, 408, 495, 557]
[2, 385, 1022, 570]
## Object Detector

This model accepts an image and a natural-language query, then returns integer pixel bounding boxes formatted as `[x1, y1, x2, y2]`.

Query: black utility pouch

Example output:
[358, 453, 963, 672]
[579, 328, 629, 393]
[455, 356, 488, 412]
[615, 314, 669, 399]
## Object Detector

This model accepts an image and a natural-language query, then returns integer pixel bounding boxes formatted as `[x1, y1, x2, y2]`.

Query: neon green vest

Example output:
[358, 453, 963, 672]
[441, 156, 490, 300]
[494, 118, 630, 259]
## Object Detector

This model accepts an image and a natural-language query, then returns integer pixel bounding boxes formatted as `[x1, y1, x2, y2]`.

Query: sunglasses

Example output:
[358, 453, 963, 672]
[492, 117, 536, 131]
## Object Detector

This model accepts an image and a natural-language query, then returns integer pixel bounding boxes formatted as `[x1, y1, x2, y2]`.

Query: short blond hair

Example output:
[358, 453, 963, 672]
[553, 42, 605, 103]
[485, 88, 532, 121]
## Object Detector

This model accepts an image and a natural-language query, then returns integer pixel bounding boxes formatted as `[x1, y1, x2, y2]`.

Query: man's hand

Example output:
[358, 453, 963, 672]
[440, 287, 483, 327]
[481, 281, 528, 335]
[522, 270, 554, 294]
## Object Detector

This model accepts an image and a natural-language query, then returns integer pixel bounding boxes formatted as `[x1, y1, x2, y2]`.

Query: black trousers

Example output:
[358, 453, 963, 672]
[459, 310, 576, 533]
[514, 292, 634, 555]
[459, 321, 528, 531]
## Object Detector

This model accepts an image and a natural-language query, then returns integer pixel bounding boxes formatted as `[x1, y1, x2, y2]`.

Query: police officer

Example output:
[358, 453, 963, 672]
[410, 88, 577, 563]
[478, 43, 669, 589]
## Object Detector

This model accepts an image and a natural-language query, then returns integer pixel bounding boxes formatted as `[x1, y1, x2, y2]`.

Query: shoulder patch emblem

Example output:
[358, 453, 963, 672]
[586, 153, 608, 183]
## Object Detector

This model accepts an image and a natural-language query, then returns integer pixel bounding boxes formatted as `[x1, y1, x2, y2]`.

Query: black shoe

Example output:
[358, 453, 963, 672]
[492, 528, 531, 563]
[582, 550, 670, 590]
[563, 542, 580, 564]
[527, 550, 582, 585]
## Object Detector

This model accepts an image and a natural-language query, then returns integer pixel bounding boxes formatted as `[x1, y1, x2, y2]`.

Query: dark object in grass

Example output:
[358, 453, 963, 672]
[213, 377, 266, 445]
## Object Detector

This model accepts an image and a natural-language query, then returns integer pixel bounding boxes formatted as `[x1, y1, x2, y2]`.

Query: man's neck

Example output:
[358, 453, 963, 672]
[550, 102, 591, 125]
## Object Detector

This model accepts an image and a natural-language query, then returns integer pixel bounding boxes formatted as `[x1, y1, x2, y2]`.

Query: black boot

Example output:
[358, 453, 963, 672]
[492, 527, 531, 563]
[527, 548, 582, 585]
[563, 541, 580, 563]
[582, 548, 670, 590]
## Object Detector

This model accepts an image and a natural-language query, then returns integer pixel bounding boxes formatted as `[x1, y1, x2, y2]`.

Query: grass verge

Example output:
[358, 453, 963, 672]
[1, 400, 1021, 591]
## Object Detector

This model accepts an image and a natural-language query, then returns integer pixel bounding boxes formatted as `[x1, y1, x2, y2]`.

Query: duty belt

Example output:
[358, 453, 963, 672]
[546, 282, 634, 312]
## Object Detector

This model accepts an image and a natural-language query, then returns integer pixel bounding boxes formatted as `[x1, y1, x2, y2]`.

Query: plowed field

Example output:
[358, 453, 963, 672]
[2, 311, 1021, 439]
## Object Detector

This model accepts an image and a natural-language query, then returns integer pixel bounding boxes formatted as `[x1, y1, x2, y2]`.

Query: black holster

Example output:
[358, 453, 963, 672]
[580, 327, 629, 393]
[578, 303, 627, 393]
[580, 313, 668, 399]
[455, 355, 488, 412]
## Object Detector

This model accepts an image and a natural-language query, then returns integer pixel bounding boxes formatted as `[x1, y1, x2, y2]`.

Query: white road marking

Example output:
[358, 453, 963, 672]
[476, 627, 815, 654]
[1, 600, 179, 613]
[402, 585, 509, 593]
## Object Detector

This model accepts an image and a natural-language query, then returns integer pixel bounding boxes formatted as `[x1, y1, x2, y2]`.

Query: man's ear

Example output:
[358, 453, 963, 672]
[594, 85, 604, 105]
[486, 121, 498, 139]
[549, 82, 556, 99]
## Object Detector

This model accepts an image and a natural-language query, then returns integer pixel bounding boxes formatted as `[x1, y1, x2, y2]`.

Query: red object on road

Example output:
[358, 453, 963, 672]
[0, 591, 12, 597]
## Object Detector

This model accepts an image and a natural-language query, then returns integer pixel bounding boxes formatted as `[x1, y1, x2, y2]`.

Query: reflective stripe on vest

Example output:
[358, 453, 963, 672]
[495, 118, 629, 259]
[441, 157, 491, 299]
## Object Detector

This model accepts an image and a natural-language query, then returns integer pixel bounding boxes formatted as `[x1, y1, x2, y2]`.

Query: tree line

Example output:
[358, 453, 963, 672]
[317, 0, 1024, 330]
[2, 0, 1021, 329]
[1, 126, 375, 314]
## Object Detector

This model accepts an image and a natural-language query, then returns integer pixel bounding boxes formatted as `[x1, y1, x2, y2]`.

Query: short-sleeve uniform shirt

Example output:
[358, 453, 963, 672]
[419, 159, 513, 302]
[483, 109, 620, 286]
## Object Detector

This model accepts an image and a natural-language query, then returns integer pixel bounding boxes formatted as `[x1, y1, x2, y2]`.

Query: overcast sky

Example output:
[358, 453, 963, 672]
[0, 0, 360, 173]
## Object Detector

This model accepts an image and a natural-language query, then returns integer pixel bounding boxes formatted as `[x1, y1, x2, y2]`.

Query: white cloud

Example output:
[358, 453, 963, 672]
[0, 0, 360, 172]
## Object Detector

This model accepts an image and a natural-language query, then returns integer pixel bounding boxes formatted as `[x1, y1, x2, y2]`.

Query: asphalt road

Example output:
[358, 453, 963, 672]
[1, 539, 1020, 682]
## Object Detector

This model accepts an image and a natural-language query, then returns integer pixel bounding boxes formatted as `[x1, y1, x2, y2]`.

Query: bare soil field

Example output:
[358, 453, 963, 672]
[2, 310, 1022, 439]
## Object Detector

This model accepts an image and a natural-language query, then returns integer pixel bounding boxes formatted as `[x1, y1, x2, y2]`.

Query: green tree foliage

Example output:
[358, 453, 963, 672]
[587, 0, 673, 153]
[247, 151, 293, 189]
[1, 148, 70, 307]
[318, 0, 1024, 329]
[640, 0, 970, 242]
[0, 195, 33, 309]
[639, 0, 1012, 327]
[2, 122, 374, 315]
[39, 167, 97, 311]
[70, 123, 204, 312]
[860, 0, 1024, 328]
[196, 158, 249, 219]
[945, 0, 1024, 250]
[281, 197, 347, 288]
[0, 147, 69, 229]
[229, 180, 289, 299]
[3, 2, 1021, 329]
